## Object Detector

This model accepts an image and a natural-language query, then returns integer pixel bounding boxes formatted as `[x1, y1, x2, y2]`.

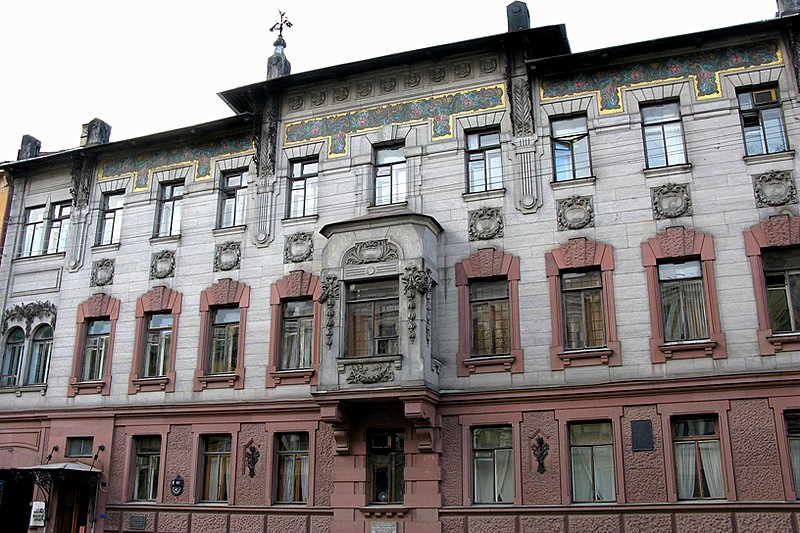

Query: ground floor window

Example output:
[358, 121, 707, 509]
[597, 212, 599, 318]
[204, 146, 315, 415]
[472, 426, 514, 503]
[369, 430, 404, 503]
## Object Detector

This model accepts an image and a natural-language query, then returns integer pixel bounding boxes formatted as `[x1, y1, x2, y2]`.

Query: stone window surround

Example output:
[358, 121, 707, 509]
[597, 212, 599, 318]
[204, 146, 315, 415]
[129, 286, 183, 394]
[267, 270, 322, 387]
[455, 248, 523, 376]
[120, 425, 169, 504]
[68, 293, 120, 397]
[194, 279, 249, 391]
[266, 420, 319, 506]
[769, 396, 800, 501]
[641, 227, 726, 363]
[545, 238, 621, 370]
[191, 424, 240, 504]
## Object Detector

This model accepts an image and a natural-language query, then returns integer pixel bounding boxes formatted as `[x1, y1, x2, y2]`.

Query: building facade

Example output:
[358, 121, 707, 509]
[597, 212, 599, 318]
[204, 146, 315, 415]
[1, 3, 799, 532]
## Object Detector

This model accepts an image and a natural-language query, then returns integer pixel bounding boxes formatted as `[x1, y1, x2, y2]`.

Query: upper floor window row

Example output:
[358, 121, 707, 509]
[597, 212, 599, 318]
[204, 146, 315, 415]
[97, 191, 124, 246]
[738, 85, 789, 156]
[641, 100, 686, 169]
[466, 129, 502, 193]
[20, 201, 71, 257]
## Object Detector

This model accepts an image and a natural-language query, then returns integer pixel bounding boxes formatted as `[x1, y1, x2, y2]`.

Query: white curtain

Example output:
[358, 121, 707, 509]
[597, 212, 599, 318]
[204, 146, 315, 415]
[593, 445, 615, 501]
[473, 454, 494, 503]
[570, 447, 593, 502]
[281, 456, 294, 502]
[674, 442, 696, 499]
[790, 439, 800, 496]
[495, 448, 514, 503]
[698, 441, 724, 498]
[300, 455, 309, 502]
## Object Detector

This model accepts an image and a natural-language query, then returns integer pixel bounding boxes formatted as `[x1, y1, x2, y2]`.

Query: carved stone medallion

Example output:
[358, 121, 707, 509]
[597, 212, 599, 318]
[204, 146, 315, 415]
[90, 258, 115, 286]
[310, 91, 326, 107]
[468, 207, 504, 240]
[454, 62, 472, 79]
[333, 86, 350, 102]
[380, 77, 397, 93]
[343, 240, 399, 265]
[150, 250, 176, 279]
[214, 241, 241, 271]
[652, 183, 692, 219]
[357, 82, 373, 98]
[557, 196, 594, 230]
[429, 67, 446, 83]
[754, 170, 797, 207]
[405, 72, 421, 88]
[288, 95, 304, 111]
[284, 232, 314, 263]
[480, 58, 498, 74]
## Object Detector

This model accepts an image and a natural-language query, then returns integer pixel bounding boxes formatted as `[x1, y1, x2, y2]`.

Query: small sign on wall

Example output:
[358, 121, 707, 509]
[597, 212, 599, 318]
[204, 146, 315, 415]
[631, 420, 654, 451]
[371, 521, 398, 533]
[29, 501, 46, 528]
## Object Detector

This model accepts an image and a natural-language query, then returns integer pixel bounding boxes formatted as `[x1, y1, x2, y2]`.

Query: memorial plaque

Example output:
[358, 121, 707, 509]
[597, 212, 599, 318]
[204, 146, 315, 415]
[371, 521, 397, 533]
[631, 420, 654, 451]
[129, 514, 146, 531]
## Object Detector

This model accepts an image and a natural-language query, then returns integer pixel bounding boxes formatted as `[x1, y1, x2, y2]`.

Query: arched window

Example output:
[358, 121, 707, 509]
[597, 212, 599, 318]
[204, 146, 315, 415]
[1, 328, 25, 386]
[26, 325, 53, 385]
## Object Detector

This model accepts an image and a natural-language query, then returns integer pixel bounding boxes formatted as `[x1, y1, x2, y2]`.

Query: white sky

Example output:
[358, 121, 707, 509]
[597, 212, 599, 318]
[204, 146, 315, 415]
[0, 0, 779, 163]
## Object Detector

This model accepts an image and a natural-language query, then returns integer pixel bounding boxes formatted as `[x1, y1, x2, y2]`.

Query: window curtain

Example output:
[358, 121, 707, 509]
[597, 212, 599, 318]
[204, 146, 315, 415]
[280, 455, 295, 502]
[473, 453, 494, 503]
[570, 447, 593, 501]
[698, 441, 724, 498]
[299, 455, 309, 502]
[494, 448, 514, 503]
[790, 438, 800, 496]
[593, 445, 615, 501]
[674, 442, 697, 499]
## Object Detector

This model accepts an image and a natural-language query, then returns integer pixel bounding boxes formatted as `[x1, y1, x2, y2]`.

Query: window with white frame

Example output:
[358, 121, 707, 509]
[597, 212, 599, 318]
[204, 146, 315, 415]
[155, 181, 183, 237]
[641, 100, 686, 168]
[562, 270, 606, 350]
[133, 436, 161, 501]
[672, 416, 724, 500]
[551, 114, 591, 181]
[275, 433, 309, 503]
[97, 191, 124, 245]
[346, 280, 399, 357]
[786, 412, 800, 498]
[738, 85, 788, 156]
[20, 206, 45, 257]
[658, 260, 709, 342]
[569, 421, 615, 502]
[82, 319, 111, 381]
[142, 313, 172, 378]
[472, 426, 514, 504]
[21, 201, 71, 257]
[369, 430, 404, 504]
[374, 145, 406, 206]
[209, 308, 239, 373]
[0, 327, 24, 386]
[466, 129, 502, 193]
[200, 435, 231, 502]
[287, 159, 318, 218]
[47, 201, 71, 254]
[26, 325, 53, 385]
[280, 300, 313, 370]
[218, 171, 248, 228]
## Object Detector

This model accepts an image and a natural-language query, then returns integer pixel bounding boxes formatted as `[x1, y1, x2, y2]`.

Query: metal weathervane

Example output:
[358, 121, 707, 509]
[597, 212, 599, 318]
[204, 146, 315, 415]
[270, 10, 292, 38]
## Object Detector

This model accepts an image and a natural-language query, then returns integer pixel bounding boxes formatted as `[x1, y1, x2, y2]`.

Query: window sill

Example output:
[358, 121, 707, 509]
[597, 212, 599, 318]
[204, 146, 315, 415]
[462, 354, 515, 374]
[92, 243, 120, 253]
[269, 368, 315, 385]
[282, 214, 318, 226]
[659, 339, 717, 358]
[197, 372, 240, 390]
[13, 252, 66, 263]
[359, 505, 408, 518]
[0, 384, 47, 396]
[765, 332, 800, 351]
[131, 376, 170, 393]
[149, 234, 181, 245]
[743, 150, 795, 165]
[213, 225, 246, 237]
[462, 188, 505, 202]
[551, 176, 596, 190]
[70, 380, 106, 395]
[367, 201, 408, 214]
[643, 163, 692, 179]
[558, 347, 613, 367]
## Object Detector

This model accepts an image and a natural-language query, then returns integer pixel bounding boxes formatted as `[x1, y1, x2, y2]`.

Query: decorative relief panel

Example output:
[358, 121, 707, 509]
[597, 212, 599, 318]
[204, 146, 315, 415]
[429, 67, 446, 83]
[90, 259, 115, 287]
[512, 79, 533, 136]
[652, 183, 692, 219]
[284, 84, 505, 157]
[333, 86, 349, 102]
[557, 196, 594, 230]
[454, 62, 472, 79]
[541, 41, 781, 114]
[754, 170, 797, 207]
[469, 207, 504, 241]
[284, 232, 314, 263]
[401, 266, 433, 344]
[345, 362, 394, 384]
[150, 250, 176, 279]
[380, 77, 397, 93]
[343, 240, 400, 265]
[319, 274, 340, 349]
[214, 241, 241, 272]
[2, 301, 57, 335]
[310, 91, 326, 107]
[405, 73, 421, 88]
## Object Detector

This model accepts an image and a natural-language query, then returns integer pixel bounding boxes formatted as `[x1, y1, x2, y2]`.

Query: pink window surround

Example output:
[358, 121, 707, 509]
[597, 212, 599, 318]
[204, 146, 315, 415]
[264, 421, 319, 505]
[641, 226, 726, 363]
[194, 278, 249, 391]
[267, 270, 322, 387]
[68, 293, 120, 397]
[129, 286, 182, 394]
[657, 401, 736, 502]
[744, 215, 800, 355]
[554, 407, 626, 505]
[769, 396, 800, 500]
[121, 425, 169, 503]
[191, 424, 240, 504]
[455, 248, 523, 376]
[545, 237, 620, 370]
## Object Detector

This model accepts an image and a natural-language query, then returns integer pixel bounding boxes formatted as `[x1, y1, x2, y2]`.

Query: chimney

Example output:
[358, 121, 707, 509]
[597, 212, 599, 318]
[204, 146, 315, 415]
[17, 135, 41, 160]
[507, 1, 531, 31]
[81, 118, 112, 147]
[777, 0, 800, 16]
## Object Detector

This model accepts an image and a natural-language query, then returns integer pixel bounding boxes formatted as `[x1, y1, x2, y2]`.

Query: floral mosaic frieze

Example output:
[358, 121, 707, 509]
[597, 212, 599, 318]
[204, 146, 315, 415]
[99, 136, 253, 191]
[284, 84, 506, 157]
[541, 41, 780, 114]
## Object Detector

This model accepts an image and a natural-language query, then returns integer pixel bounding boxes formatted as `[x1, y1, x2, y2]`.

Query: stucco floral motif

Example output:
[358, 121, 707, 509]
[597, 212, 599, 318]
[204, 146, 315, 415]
[150, 250, 176, 279]
[343, 240, 399, 265]
[288, 95, 304, 110]
[356, 82, 373, 97]
[401, 266, 433, 344]
[557, 196, 594, 230]
[214, 241, 241, 271]
[91, 258, 115, 286]
[310, 91, 326, 107]
[345, 363, 394, 384]
[652, 183, 692, 219]
[284, 233, 314, 263]
[754, 170, 797, 207]
[405, 72, 421, 88]
[480, 58, 498, 74]
[333, 86, 349, 102]
[454, 62, 472, 79]
[380, 77, 397, 93]
[2, 301, 57, 335]
[469, 207, 504, 240]
[319, 275, 340, 349]
[429, 67, 446, 83]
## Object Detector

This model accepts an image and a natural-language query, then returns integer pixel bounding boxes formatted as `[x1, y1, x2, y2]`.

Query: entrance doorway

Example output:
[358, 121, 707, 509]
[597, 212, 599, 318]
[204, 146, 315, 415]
[54, 480, 91, 533]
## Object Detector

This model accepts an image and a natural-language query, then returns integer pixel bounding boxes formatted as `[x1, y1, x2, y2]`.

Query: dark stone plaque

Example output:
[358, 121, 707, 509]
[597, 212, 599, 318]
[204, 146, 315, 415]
[631, 420, 654, 451]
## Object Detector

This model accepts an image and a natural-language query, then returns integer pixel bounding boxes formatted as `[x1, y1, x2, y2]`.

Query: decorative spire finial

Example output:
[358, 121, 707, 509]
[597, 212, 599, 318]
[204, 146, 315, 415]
[270, 11, 292, 40]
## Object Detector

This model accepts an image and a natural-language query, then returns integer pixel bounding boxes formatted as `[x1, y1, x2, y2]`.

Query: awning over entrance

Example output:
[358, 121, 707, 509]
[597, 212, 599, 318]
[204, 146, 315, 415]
[16, 462, 101, 474]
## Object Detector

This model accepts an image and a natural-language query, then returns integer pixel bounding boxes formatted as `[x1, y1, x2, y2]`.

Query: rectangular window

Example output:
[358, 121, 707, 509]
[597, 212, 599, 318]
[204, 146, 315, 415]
[569, 422, 615, 502]
[787, 412, 800, 498]
[97, 192, 124, 245]
[83, 319, 111, 381]
[552, 115, 591, 181]
[763, 248, 800, 333]
[20, 206, 46, 257]
[738, 86, 788, 156]
[156, 181, 183, 237]
[659, 260, 708, 342]
[280, 300, 313, 369]
[26, 325, 53, 385]
[1, 328, 24, 386]
[201, 435, 231, 502]
[369, 431, 404, 503]
[210, 308, 239, 373]
[641, 101, 686, 168]
[467, 130, 502, 192]
[470, 280, 510, 356]
[672, 416, 724, 499]
[133, 436, 161, 501]
[143, 313, 172, 377]
[275, 433, 309, 503]
[472, 426, 514, 504]
[65, 436, 94, 457]
[46, 201, 71, 254]
[218, 171, 248, 228]
[374, 145, 407, 206]
[562, 270, 606, 350]
[287, 160, 318, 218]
[346, 280, 399, 357]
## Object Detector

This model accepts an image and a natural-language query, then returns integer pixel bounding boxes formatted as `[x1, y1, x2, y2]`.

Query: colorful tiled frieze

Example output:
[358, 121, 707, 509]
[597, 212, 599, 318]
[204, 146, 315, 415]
[99, 136, 254, 191]
[541, 41, 781, 114]
[284, 84, 506, 157]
